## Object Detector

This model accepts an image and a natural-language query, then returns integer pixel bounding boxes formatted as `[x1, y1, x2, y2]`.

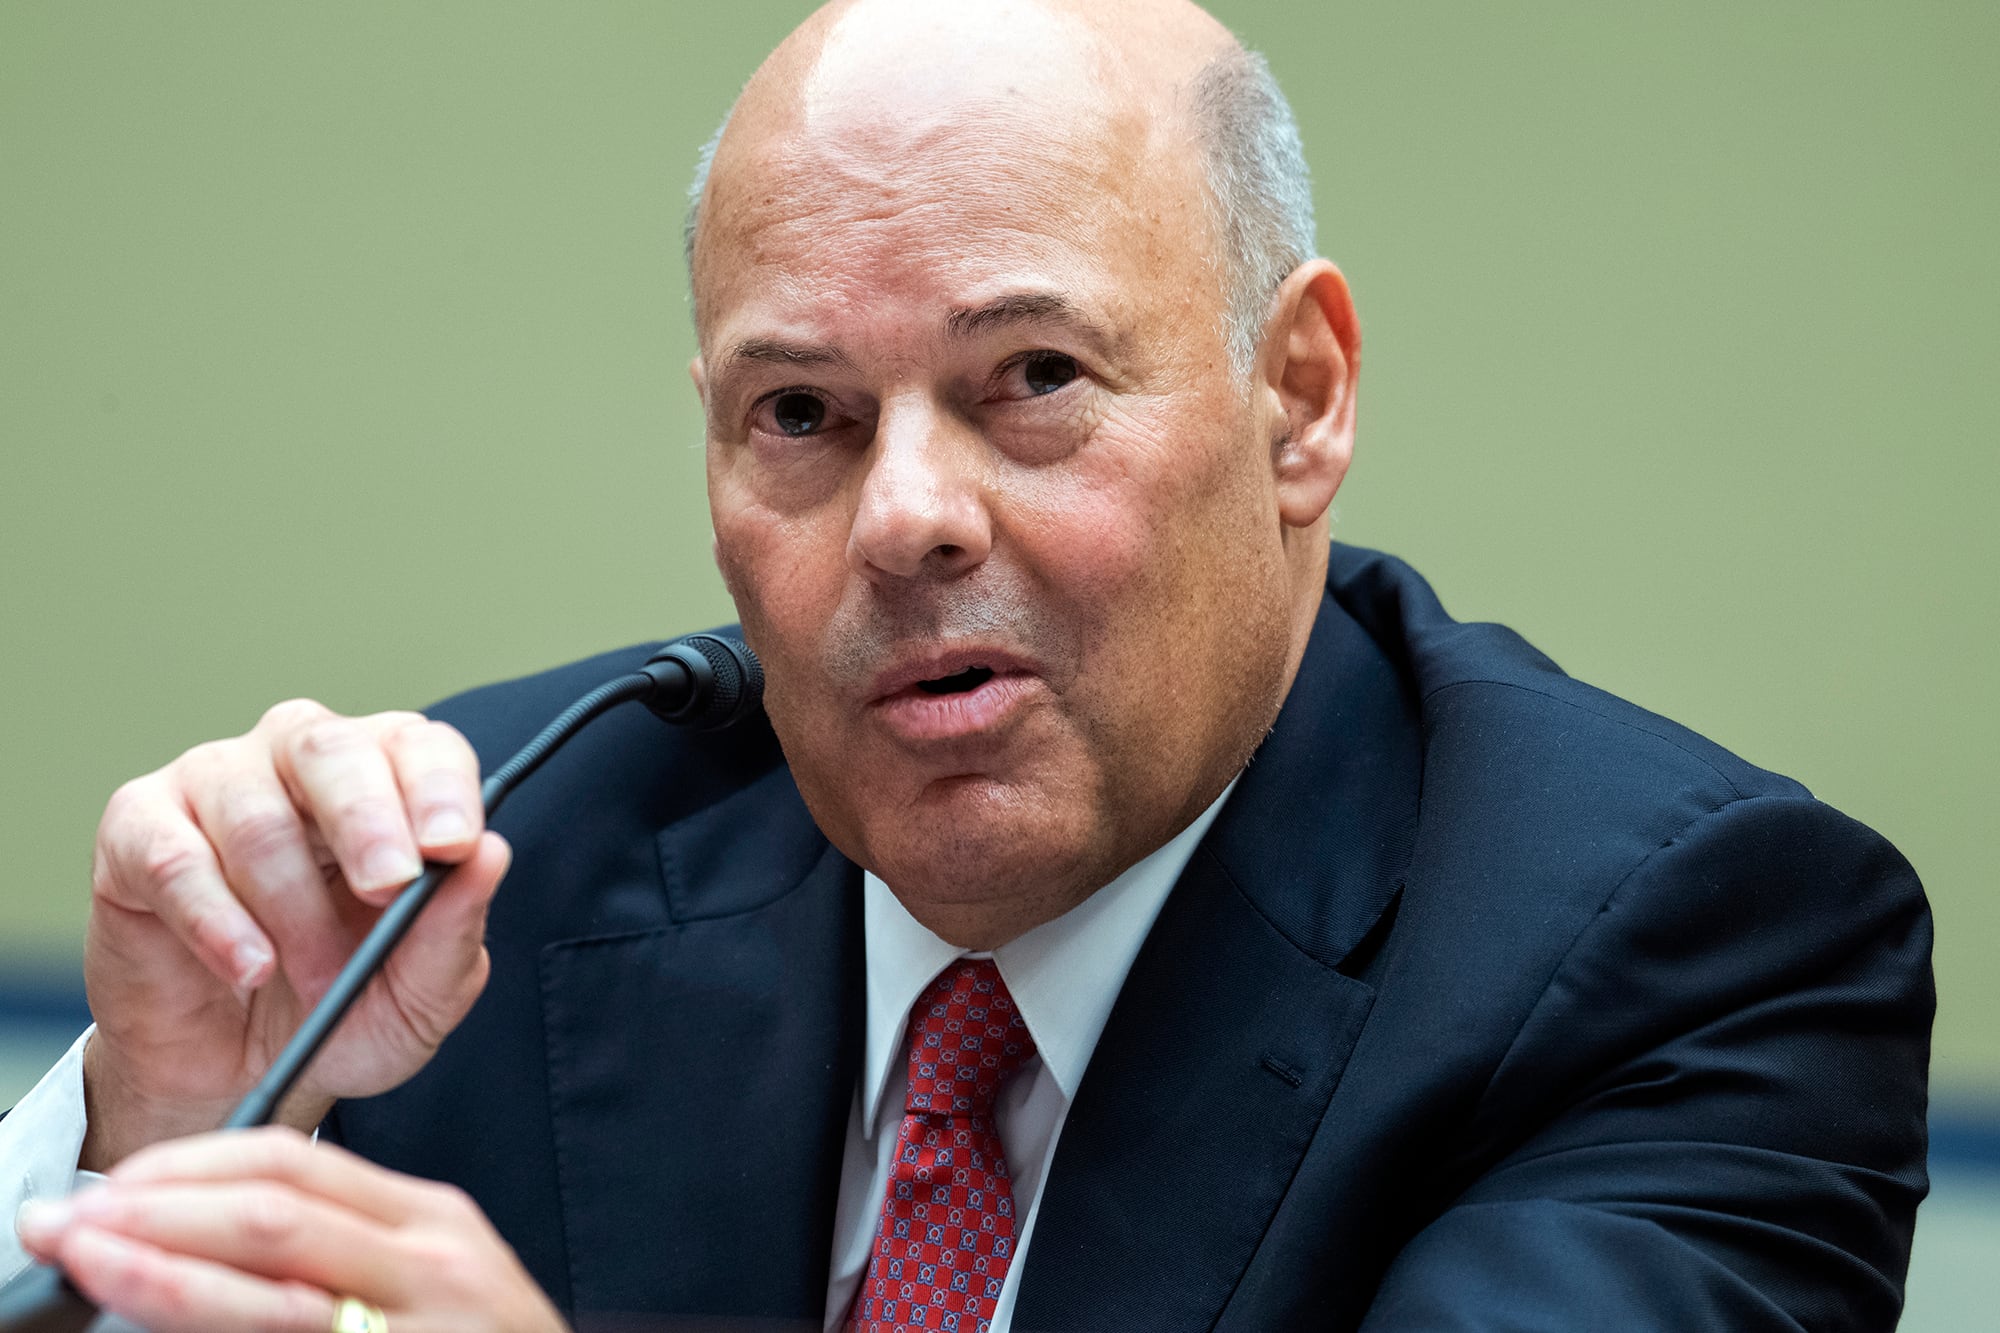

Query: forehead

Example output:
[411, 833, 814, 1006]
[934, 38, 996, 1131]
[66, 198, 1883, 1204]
[693, 13, 1218, 346]
[720, 125, 1146, 313]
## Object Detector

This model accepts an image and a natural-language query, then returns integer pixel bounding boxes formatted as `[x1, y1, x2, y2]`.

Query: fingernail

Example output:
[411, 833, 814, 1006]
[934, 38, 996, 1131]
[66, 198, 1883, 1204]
[16, 1198, 72, 1242]
[360, 845, 421, 891]
[419, 807, 470, 845]
[233, 940, 273, 984]
[68, 1223, 139, 1264]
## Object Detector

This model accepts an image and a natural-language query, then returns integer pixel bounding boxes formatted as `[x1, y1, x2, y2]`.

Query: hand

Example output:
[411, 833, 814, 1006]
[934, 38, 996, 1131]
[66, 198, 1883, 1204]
[16, 1127, 567, 1333]
[82, 700, 510, 1168]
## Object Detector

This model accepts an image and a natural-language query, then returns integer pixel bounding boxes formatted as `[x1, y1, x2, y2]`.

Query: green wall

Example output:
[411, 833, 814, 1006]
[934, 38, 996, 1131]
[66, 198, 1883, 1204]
[3, 2, 1993, 1096]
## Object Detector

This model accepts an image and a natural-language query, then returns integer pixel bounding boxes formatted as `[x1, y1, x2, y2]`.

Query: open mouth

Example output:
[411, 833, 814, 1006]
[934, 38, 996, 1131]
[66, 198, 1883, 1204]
[915, 665, 995, 695]
[873, 659, 1035, 741]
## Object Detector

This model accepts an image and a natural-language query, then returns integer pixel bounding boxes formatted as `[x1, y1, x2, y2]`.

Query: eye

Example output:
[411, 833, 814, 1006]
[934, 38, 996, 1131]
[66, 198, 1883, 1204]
[769, 391, 827, 437]
[1021, 352, 1079, 396]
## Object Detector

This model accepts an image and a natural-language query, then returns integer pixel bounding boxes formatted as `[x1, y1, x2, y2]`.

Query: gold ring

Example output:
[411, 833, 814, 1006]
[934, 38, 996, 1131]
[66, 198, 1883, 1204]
[330, 1295, 388, 1333]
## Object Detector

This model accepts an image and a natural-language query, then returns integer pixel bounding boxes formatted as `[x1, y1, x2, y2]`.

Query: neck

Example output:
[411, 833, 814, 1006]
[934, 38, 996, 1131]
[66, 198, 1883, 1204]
[892, 877, 1108, 951]
[885, 771, 1253, 951]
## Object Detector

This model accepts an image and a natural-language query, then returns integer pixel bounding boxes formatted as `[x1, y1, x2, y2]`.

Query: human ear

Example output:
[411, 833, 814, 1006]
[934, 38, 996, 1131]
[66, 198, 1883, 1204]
[1257, 260, 1360, 528]
[689, 356, 708, 407]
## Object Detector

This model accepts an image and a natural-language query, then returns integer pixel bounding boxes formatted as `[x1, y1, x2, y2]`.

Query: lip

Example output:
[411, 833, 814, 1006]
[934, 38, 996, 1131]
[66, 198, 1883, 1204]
[866, 646, 1046, 743]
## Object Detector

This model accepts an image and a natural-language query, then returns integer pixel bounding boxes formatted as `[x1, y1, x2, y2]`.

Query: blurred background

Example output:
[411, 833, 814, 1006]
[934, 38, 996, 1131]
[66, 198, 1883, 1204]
[2, 1, 1992, 1324]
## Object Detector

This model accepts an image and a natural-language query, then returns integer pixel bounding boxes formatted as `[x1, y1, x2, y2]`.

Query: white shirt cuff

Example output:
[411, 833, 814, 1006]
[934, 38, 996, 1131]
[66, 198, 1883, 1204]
[1, 1027, 95, 1286]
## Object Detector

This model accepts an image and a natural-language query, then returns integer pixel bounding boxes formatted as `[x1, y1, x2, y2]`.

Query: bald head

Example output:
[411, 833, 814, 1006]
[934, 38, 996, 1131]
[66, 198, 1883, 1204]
[684, 0, 1315, 373]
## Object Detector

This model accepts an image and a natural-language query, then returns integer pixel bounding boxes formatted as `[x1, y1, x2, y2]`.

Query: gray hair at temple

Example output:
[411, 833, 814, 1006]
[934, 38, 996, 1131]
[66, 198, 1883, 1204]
[682, 44, 1317, 378]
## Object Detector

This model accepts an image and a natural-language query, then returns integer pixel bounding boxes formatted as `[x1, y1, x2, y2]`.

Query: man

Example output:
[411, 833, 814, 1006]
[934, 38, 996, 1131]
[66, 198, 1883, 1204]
[1, 0, 1932, 1329]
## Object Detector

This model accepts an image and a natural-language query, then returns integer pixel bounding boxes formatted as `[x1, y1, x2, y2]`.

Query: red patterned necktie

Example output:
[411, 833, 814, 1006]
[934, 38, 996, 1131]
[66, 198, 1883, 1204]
[848, 958, 1037, 1333]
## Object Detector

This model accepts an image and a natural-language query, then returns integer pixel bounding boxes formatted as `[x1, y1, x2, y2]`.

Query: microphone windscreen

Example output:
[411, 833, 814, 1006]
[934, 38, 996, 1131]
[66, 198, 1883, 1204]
[644, 634, 764, 729]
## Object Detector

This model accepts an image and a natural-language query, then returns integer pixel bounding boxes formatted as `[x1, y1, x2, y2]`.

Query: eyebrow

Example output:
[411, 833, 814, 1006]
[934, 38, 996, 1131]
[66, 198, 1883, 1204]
[716, 336, 861, 377]
[943, 291, 1112, 347]
[714, 290, 1116, 382]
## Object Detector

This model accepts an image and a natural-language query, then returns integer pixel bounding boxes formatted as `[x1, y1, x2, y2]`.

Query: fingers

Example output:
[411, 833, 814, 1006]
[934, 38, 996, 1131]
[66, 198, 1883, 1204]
[268, 706, 423, 899]
[51, 1223, 336, 1333]
[382, 714, 484, 859]
[181, 755, 352, 992]
[94, 773, 276, 990]
[111, 1128, 442, 1227]
[377, 831, 510, 1046]
[17, 1129, 567, 1333]
[92, 706, 488, 992]
[266, 705, 484, 904]
[19, 1134, 435, 1308]
[28, 1180, 411, 1304]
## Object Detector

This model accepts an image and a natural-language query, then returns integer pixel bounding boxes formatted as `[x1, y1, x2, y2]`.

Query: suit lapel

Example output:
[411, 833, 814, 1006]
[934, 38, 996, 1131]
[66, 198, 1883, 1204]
[1013, 847, 1376, 1331]
[539, 770, 863, 1325]
[1015, 589, 1421, 1331]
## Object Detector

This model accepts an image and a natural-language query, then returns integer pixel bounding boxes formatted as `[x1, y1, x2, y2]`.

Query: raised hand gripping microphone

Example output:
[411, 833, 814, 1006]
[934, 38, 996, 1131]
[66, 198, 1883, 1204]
[0, 635, 763, 1333]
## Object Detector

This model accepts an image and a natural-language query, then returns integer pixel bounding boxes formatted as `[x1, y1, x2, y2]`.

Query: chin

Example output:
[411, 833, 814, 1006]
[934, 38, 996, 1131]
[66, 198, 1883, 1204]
[854, 773, 1106, 905]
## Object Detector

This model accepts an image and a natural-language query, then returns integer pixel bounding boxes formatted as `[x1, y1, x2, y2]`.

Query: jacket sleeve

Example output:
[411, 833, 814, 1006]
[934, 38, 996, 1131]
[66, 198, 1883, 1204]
[1359, 795, 1934, 1332]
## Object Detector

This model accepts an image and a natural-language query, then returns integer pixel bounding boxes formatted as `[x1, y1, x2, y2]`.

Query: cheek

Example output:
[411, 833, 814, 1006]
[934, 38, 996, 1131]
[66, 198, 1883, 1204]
[1006, 471, 1152, 608]
[709, 488, 847, 680]
[713, 542, 840, 764]
[1016, 401, 1285, 726]
[1006, 400, 1240, 605]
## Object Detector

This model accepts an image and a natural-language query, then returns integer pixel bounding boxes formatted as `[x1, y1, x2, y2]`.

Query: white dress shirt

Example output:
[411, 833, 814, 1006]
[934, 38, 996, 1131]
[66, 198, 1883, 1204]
[824, 781, 1233, 1331]
[0, 1029, 93, 1286]
[0, 782, 1235, 1331]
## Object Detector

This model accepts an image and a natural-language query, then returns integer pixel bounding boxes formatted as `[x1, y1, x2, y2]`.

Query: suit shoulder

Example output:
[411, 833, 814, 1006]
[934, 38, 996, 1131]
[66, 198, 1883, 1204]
[1325, 544, 1922, 965]
[1422, 669, 1808, 812]
[1329, 541, 1810, 817]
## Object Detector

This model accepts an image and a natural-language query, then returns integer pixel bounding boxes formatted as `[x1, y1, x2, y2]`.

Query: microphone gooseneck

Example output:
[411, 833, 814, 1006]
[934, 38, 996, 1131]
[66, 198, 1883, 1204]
[0, 634, 763, 1333]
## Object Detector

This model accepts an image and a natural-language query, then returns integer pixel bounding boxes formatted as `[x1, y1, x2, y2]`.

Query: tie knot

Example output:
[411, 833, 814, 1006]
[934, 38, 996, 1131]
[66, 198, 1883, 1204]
[903, 958, 1035, 1119]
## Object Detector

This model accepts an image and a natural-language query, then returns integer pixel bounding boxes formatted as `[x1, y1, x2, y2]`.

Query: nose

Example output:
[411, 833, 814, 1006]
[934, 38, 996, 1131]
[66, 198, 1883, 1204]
[847, 398, 993, 581]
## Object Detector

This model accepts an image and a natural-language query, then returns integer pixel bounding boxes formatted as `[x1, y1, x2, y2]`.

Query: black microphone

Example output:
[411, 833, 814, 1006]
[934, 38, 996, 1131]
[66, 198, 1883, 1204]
[639, 633, 764, 730]
[0, 634, 763, 1333]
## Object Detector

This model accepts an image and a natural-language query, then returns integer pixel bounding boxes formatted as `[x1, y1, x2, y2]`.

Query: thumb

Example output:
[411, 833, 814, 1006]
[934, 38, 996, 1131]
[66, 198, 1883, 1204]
[377, 831, 511, 1049]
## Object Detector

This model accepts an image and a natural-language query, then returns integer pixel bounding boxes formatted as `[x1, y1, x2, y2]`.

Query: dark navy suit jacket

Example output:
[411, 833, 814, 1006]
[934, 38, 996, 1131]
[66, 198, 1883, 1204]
[326, 544, 1933, 1331]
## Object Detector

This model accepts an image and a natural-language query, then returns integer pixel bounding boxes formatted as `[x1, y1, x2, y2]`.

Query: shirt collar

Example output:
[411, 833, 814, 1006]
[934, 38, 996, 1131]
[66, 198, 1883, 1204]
[860, 779, 1238, 1131]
